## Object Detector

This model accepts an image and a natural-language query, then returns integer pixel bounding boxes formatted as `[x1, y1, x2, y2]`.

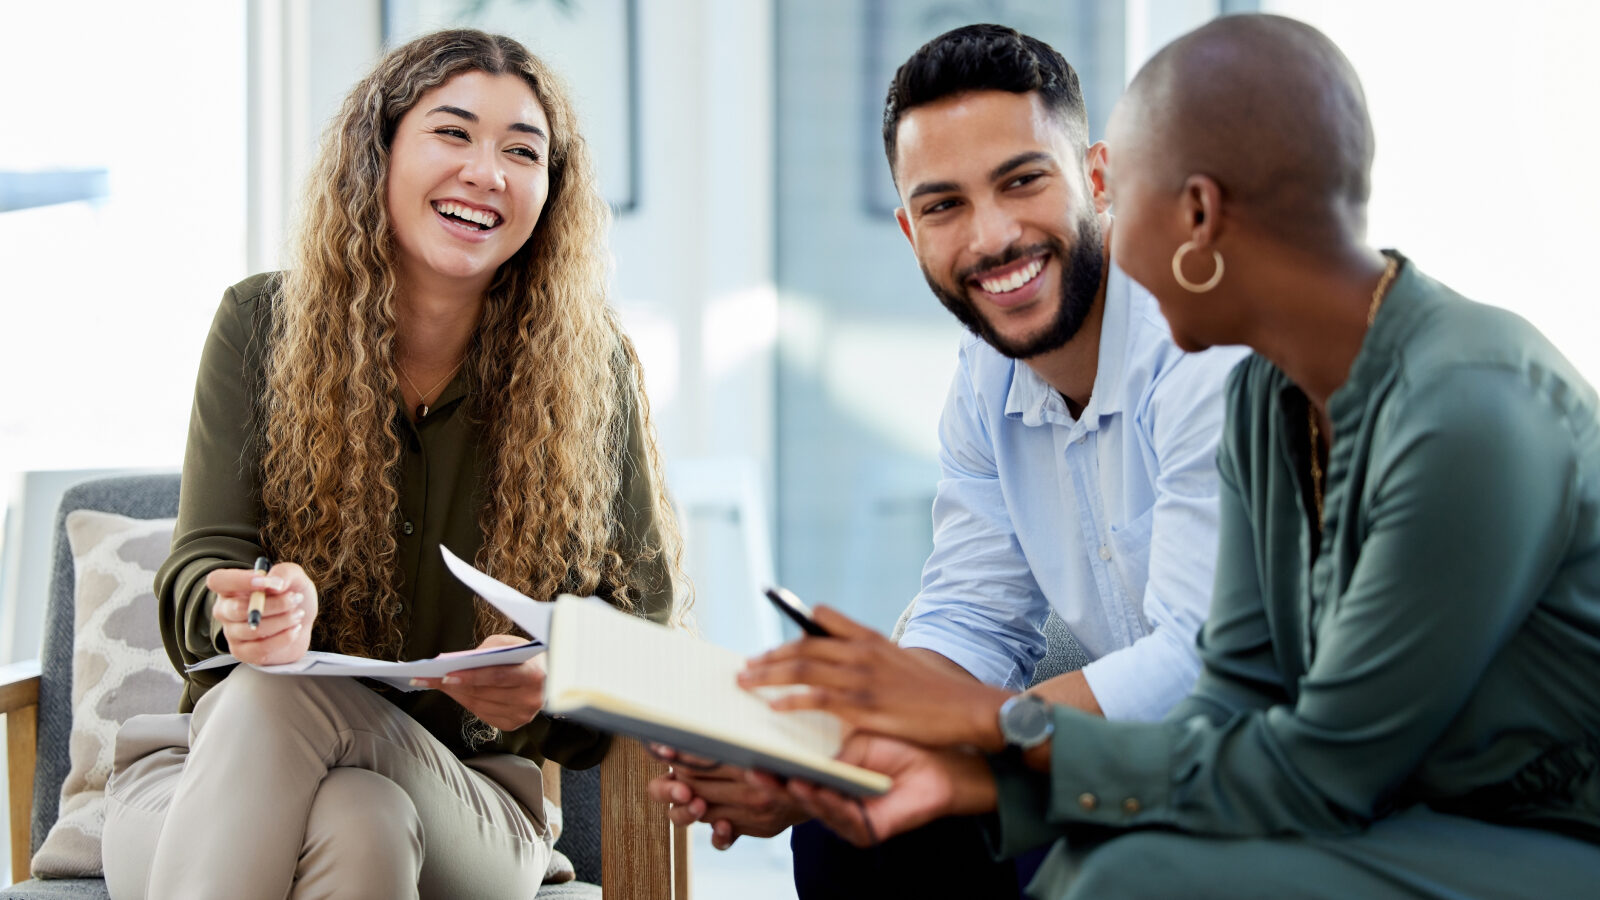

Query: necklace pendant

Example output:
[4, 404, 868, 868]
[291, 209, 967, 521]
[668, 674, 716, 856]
[417, 403, 429, 420]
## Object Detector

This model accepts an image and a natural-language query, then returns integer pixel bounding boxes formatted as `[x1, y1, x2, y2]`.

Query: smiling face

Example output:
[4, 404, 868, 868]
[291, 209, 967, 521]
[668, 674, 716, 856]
[386, 69, 551, 300]
[893, 90, 1107, 360]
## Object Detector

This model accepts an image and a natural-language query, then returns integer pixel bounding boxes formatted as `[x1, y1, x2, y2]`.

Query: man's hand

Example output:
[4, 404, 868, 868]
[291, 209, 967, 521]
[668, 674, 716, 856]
[738, 606, 1012, 750]
[207, 562, 317, 666]
[784, 733, 997, 847]
[410, 635, 546, 731]
[645, 747, 807, 850]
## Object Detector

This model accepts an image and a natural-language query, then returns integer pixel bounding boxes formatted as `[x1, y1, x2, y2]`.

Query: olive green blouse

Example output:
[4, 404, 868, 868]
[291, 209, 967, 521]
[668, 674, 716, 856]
[990, 255, 1600, 852]
[155, 272, 673, 769]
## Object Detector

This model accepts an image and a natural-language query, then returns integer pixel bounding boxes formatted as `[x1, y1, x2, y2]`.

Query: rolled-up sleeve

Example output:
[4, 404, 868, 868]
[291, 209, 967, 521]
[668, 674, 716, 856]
[898, 350, 1049, 689]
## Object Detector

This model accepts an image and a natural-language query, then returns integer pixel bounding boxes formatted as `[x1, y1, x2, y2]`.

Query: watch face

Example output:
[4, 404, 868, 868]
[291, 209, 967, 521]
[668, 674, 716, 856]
[1001, 694, 1054, 748]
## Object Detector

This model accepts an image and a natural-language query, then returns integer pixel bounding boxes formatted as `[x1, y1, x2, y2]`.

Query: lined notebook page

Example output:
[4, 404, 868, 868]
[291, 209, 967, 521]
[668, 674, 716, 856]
[545, 596, 847, 765]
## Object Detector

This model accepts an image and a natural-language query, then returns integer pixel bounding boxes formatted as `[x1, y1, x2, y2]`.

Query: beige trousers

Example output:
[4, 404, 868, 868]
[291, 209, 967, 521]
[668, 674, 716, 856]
[102, 666, 552, 900]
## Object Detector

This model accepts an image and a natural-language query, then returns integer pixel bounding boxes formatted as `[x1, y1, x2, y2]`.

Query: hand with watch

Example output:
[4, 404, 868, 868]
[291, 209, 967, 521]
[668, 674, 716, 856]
[997, 691, 1056, 752]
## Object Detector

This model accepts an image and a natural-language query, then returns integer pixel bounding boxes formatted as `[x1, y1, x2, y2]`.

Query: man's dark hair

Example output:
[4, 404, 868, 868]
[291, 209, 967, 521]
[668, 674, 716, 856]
[883, 24, 1089, 181]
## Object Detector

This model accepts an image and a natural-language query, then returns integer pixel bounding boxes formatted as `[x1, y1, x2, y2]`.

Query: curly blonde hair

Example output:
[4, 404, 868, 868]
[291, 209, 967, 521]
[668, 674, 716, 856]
[260, 29, 682, 658]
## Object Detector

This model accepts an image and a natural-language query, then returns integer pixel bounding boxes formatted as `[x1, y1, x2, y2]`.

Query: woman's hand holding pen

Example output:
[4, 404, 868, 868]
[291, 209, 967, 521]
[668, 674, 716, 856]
[206, 562, 318, 666]
[411, 634, 546, 731]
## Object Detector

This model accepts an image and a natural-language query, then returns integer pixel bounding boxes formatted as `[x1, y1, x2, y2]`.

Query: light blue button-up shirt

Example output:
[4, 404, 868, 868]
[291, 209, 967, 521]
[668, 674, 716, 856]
[898, 265, 1246, 721]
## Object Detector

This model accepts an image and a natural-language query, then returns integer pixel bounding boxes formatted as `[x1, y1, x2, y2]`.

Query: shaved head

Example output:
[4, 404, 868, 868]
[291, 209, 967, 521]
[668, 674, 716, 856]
[1115, 14, 1375, 249]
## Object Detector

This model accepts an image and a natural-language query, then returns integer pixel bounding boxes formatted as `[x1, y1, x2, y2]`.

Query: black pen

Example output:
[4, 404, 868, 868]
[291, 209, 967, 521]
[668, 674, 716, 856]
[247, 556, 272, 629]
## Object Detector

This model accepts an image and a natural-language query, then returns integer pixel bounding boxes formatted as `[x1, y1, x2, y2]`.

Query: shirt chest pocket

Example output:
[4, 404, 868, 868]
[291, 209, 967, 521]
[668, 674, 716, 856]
[1107, 507, 1155, 611]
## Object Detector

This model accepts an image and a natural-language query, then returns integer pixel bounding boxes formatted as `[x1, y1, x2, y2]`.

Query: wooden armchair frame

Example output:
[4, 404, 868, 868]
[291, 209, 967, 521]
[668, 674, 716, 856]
[0, 660, 39, 887]
[0, 659, 689, 897]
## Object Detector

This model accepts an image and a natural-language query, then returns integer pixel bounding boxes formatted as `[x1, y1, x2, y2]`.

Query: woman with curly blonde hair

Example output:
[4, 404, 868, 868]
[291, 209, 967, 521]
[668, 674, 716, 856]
[101, 29, 683, 899]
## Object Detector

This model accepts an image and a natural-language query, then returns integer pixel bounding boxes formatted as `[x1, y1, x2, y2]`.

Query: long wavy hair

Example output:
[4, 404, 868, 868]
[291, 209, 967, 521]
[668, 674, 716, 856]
[259, 29, 683, 659]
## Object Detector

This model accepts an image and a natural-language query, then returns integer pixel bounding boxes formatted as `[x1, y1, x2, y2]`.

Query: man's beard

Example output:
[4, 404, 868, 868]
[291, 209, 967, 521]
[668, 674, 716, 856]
[923, 215, 1106, 360]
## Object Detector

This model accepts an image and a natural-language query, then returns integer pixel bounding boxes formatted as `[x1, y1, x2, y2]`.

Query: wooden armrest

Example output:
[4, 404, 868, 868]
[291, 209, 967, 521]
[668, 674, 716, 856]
[0, 661, 40, 717]
[0, 660, 40, 884]
[600, 737, 690, 899]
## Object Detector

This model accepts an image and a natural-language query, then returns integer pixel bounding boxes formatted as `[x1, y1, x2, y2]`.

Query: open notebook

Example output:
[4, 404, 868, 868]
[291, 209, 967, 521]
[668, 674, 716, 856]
[545, 595, 891, 797]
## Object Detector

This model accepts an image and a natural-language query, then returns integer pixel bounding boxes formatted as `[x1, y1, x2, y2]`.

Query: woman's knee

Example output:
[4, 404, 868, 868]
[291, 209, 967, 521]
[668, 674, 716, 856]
[296, 769, 423, 899]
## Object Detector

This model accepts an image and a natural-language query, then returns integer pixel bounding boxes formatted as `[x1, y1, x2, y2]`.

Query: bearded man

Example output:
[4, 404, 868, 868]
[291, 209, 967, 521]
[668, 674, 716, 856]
[653, 24, 1245, 898]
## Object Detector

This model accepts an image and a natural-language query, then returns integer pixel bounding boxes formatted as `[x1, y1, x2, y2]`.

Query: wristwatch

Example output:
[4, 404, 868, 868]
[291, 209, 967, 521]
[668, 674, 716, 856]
[997, 693, 1054, 750]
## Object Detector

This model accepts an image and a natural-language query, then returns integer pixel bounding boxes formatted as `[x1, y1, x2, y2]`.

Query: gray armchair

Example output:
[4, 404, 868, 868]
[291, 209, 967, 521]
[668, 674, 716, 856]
[0, 474, 687, 899]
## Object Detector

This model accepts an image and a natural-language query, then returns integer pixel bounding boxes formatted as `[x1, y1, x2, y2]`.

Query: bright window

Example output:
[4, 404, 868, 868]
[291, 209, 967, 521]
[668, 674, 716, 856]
[0, 0, 248, 483]
[1266, 0, 1600, 382]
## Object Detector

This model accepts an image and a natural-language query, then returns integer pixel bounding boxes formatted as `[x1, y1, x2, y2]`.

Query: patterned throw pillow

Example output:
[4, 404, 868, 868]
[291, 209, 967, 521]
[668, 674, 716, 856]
[32, 511, 182, 878]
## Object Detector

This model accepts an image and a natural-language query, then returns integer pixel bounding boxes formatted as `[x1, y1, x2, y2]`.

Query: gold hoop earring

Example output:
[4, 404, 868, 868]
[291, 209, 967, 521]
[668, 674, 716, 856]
[1172, 241, 1224, 293]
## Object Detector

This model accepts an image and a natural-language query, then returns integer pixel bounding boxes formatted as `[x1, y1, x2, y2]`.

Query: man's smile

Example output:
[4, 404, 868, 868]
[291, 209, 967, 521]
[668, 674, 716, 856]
[967, 252, 1051, 309]
[973, 255, 1046, 294]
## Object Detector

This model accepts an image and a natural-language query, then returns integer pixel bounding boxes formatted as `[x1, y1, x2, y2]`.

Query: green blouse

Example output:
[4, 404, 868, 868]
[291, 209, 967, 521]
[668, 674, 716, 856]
[155, 273, 673, 769]
[991, 255, 1600, 851]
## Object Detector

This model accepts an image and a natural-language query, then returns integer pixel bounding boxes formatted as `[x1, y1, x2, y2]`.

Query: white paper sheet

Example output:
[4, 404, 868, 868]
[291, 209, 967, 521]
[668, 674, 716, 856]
[183, 545, 561, 691]
[185, 641, 543, 692]
[438, 545, 555, 641]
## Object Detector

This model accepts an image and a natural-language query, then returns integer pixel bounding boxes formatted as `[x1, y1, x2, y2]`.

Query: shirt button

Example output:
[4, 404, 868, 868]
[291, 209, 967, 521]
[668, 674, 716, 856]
[1078, 792, 1098, 812]
[1075, 434, 1087, 444]
[1098, 545, 1112, 561]
[1122, 797, 1142, 815]
[403, 521, 415, 536]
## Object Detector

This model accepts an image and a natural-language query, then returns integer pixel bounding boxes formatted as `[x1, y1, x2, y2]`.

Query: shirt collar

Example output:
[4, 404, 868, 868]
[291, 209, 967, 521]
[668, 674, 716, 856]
[1004, 262, 1136, 429]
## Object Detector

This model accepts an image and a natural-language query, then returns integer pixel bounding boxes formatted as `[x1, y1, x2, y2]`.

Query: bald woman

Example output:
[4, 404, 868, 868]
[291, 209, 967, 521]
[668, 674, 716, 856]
[776, 14, 1600, 899]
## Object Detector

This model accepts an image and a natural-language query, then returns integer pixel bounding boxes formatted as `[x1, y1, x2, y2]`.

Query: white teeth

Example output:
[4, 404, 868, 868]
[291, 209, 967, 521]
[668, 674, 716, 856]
[979, 258, 1044, 294]
[433, 201, 501, 229]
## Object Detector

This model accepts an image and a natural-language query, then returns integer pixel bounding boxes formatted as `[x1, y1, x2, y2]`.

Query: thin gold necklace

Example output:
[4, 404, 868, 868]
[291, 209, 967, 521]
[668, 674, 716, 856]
[1309, 256, 1399, 530]
[398, 357, 465, 420]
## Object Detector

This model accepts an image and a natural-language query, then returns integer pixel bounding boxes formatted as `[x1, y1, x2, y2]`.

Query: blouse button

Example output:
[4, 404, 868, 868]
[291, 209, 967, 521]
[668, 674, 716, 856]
[403, 521, 415, 536]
